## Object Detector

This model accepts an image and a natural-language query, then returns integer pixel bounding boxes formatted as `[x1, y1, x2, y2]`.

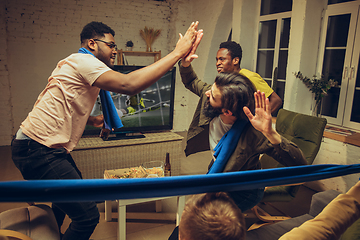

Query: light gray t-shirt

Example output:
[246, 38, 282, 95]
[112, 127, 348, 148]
[209, 116, 233, 160]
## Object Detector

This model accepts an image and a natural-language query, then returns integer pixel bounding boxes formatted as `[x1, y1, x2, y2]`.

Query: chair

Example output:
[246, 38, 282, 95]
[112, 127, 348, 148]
[251, 109, 327, 228]
[0, 204, 60, 240]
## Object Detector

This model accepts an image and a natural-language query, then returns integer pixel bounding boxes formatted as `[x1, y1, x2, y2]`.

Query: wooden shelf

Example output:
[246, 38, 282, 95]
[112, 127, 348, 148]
[323, 126, 360, 147]
[117, 49, 161, 65]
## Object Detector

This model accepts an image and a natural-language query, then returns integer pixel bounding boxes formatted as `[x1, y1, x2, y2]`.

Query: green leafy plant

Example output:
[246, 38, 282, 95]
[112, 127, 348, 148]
[294, 71, 338, 115]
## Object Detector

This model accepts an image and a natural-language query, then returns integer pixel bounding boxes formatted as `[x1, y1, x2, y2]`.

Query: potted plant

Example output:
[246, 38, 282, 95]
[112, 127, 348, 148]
[294, 71, 338, 116]
[126, 40, 134, 51]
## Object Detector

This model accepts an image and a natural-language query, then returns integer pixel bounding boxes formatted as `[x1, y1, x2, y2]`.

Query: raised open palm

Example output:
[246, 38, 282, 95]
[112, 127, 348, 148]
[243, 91, 273, 135]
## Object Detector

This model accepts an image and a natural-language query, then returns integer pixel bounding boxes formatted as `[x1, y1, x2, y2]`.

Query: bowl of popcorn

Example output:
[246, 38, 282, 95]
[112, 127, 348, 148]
[141, 161, 164, 178]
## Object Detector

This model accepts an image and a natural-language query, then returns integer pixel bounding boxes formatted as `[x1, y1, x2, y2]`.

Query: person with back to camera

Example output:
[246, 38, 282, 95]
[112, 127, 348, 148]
[179, 192, 245, 240]
[11, 20, 201, 240]
[176, 180, 360, 240]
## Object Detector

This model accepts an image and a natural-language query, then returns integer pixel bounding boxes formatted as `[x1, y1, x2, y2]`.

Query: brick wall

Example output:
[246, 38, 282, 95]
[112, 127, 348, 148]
[1, 0, 192, 146]
[5, 0, 175, 56]
[0, 1, 14, 144]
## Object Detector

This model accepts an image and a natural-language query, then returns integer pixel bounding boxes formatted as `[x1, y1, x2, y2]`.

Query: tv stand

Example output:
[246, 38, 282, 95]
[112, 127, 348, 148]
[72, 131, 183, 179]
[104, 132, 146, 141]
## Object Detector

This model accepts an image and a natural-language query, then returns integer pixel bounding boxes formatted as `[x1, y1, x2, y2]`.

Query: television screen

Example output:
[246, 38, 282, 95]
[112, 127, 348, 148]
[83, 65, 176, 139]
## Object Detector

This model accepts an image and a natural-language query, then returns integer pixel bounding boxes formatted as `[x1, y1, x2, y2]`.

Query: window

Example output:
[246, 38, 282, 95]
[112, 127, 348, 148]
[256, 2, 291, 111]
[317, 1, 360, 129]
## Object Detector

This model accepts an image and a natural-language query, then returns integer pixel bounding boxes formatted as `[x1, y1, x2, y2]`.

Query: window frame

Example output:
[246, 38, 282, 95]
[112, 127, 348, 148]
[316, 1, 360, 129]
[255, 11, 292, 98]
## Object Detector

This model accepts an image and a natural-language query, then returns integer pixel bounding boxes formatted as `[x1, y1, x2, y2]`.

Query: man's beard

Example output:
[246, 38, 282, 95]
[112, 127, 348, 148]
[203, 99, 222, 118]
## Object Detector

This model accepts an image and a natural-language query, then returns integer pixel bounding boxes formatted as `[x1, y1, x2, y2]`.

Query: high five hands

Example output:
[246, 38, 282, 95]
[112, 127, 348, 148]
[176, 21, 202, 60]
[181, 25, 204, 68]
[184, 29, 203, 65]
[243, 90, 281, 145]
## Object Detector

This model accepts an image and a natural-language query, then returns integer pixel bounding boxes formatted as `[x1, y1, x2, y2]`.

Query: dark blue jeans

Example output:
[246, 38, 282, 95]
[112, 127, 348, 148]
[11, 138, 100, 240]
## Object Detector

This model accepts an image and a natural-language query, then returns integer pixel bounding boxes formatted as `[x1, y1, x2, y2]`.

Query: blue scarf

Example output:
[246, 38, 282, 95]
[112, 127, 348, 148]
[208, 119, 249, 173]
[78, 47, 123, 131]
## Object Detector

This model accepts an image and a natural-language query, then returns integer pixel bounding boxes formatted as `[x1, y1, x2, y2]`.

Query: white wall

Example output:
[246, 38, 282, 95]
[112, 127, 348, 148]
[232, 0, 261, 71]
[173, 0, 234, 131]
[306, 138, 360, 193]
[284, 0, 327, 115]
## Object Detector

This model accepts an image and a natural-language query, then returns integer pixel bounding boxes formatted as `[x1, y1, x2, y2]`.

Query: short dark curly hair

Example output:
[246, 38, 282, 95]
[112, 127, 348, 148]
[219, 41, 242, 65]
[80, 21, 115, 43]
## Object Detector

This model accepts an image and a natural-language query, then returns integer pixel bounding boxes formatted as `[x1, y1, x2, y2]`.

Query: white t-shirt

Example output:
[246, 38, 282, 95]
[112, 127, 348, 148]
[21, 53, 111, 152]
[209, 116, 233, 160]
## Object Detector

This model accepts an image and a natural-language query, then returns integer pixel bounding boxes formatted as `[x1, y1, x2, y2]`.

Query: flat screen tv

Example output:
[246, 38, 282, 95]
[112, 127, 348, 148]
[83, 65, 176, 140]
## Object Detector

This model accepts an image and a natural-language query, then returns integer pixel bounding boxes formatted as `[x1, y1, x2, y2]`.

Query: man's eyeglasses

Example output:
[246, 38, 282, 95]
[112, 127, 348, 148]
[93, 39, 118, 51]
